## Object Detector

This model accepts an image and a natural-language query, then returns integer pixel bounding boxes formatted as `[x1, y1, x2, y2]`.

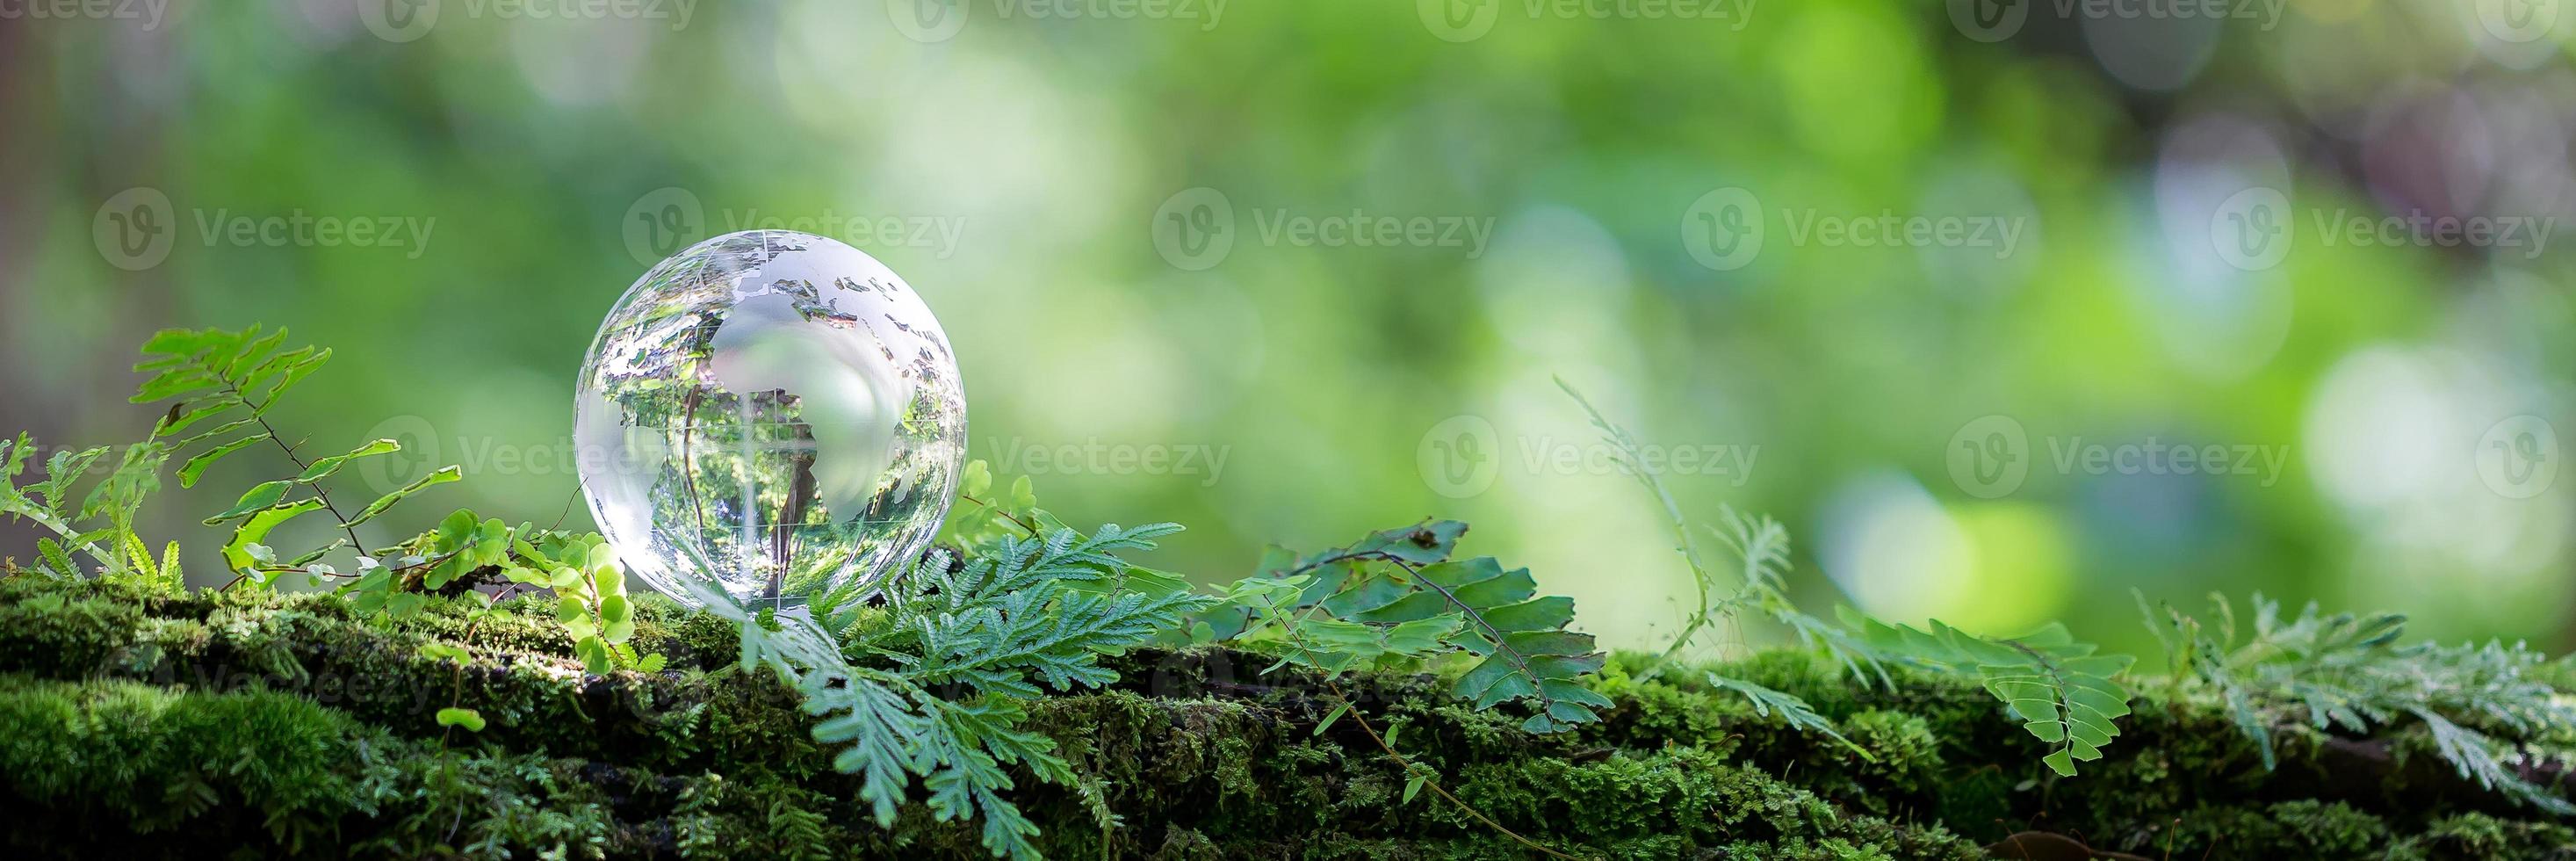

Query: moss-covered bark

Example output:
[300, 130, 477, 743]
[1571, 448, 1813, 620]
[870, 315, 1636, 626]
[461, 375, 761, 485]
[0, 574, 2568, 859]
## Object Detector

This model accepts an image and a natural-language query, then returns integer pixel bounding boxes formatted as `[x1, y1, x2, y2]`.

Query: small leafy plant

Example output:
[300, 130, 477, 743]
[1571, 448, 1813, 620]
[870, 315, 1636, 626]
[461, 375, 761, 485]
[715, 503, 1212, 859]
[11, 326, 2576, 860]
[126, 326, 456, 588]
[1559, 377, 2132, 775]
[0, 434, 171, 585]
[2144, 591, 2576, 813]
[531, 533, 664, 675]
[18, 326, 671, 685]
[1192, 520, 1614, 733]
[1846, 614, 2134, 776]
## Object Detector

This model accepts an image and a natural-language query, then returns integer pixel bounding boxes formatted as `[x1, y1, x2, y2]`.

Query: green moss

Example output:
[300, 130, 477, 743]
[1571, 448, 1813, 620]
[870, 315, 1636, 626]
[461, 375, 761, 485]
[0, 674, 357, 850]
[1, 575, 2571, 859]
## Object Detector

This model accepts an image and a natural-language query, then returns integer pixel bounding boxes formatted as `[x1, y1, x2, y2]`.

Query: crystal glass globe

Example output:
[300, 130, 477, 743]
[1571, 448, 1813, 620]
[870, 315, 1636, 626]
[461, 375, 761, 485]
[574, 230, 966, 609]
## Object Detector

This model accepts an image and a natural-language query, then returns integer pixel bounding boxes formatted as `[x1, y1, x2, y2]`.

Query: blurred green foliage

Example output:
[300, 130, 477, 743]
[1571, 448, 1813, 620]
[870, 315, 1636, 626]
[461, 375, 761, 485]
[4, 0, 2571, 657]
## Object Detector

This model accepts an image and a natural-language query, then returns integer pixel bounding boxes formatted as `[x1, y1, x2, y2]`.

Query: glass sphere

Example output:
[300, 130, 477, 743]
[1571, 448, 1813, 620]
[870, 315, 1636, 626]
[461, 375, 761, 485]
[574, 230, 965, 609]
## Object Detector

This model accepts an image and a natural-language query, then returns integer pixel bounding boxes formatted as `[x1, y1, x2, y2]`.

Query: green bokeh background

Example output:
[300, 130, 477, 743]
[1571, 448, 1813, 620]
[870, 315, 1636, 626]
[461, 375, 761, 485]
[4, 0, 2572, 659]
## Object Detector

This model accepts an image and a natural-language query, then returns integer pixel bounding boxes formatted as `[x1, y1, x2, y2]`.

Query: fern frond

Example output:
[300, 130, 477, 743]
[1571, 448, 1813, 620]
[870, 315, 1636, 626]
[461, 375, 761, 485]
[1557, 378, 1882, 691]
[132, 327, 328, 477]
[2414, 706, 2576, 816]
[1556, 379, 1718, 667]
[1707, 507, 1791, 604]
[1205, 520, 1614, 734]
[1850, 615, 2133, 776]
[2150, 592, 2576, 812]
[1708, 507, 1886, 685]
[740, 520, 1202, 858]
[1706, 673, 1872, 759]
[0, 434, 126, 575]
[870, 525, 1214, 700]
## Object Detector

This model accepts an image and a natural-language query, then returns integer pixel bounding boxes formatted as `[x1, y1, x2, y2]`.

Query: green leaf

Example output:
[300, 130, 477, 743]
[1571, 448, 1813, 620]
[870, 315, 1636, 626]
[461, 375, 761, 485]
[170, 418, 258, 452]
[178, 434, 272, 488]
[2042, 749, 2076, 777]
[345, 465, 460, 527]
[1477, 596, 1577, 632]
[575, 636, 615, 675]
[35, 538, 80, 578]
[1007, 474, 1036, 510]
[591, 563, 624, 595]
[422, 557, 467, 590]
[256, 347, 332, 409]
[286, 539, 348, 567]
[1315, 701, 1350, 736]
[1707, 674, 1872, 760]
[222, 327, 288, 380]
[295, 438, 400, 482]
[129, 367, 219, 403]
[435, 707, 487, 733]
[204, 481, 293, 525]
[1116, 565, 1194, 597]
[241, 345, 315, 389]
[155, 396, 243, 437]
[600, 596, 635, 643]
[1205, 522, 1606, 732]
[137, 328, 217, 358]
[418, 643, 470, 664]
[1855, 615, 2134, 776]
[221, 498, 326, 573]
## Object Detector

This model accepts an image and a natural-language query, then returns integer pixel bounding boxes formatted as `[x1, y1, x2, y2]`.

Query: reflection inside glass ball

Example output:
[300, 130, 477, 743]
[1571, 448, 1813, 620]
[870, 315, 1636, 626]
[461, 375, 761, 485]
[574, 230, 965, 609]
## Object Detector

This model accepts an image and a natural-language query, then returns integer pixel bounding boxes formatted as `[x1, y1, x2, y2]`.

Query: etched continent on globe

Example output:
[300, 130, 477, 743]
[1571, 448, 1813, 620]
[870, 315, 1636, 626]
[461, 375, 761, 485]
[574, 230, 966, 609]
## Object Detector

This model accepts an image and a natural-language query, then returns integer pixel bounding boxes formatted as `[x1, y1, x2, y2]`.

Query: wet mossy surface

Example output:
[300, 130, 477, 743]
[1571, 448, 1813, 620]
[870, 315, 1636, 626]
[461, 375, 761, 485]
[2, 575, 2571, 859]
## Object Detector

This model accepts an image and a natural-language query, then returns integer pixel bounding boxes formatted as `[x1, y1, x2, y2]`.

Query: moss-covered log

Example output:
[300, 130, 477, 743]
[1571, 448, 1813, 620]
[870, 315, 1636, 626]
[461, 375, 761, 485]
[2, 575, 2570, 859]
